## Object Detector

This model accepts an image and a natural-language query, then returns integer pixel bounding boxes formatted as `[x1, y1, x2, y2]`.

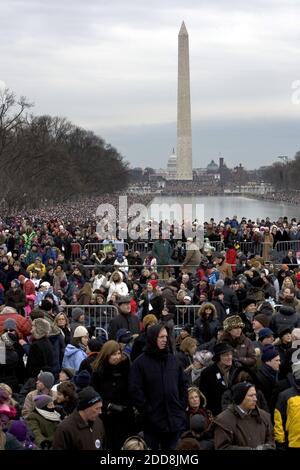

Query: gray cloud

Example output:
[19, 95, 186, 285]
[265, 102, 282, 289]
[1, 0, 300, 169]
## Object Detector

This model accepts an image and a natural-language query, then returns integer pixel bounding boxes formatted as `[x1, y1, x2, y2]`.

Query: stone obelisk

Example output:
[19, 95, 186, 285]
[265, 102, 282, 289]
[176, 21, 193, 180]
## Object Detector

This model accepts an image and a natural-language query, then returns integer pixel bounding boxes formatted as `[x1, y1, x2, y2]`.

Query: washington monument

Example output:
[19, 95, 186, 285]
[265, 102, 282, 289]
[176, 21, 193, 180]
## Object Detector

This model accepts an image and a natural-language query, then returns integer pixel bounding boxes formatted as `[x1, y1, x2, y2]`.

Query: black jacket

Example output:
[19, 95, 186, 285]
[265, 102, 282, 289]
[26, 337, 54, 379]
[108, 313, 140, 340]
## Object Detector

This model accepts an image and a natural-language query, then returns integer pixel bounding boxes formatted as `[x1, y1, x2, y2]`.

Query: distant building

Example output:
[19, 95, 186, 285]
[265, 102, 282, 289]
[206, 160, 219, 173]
[166, 150, 177, 180]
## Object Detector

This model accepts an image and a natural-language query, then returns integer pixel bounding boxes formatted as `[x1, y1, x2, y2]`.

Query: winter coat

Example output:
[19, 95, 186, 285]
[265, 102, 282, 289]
[221, 332, 257, 368]
[108, 313, 140, 341]
[62, 344, 87, 372]
[182, 243, 202, 273]
[52, 410, 105, 450]
[0, 306, 32, 339]
[193, 305, 220, 346]
[26, 408, 61, 447]
[198, 362, 239, 416]
[270, 306, 300, 337]
[274, 381, 300, 448]
[152, 240, 172, 265]
[161, 286, 178, 313]
[92, 357, 134, 451]
[140, 292, 164, 320]
[214, 404, 275, 450]
[129, 324, 188, 433]
[26, 337, 54, 379]
[0, 347, 19, 392]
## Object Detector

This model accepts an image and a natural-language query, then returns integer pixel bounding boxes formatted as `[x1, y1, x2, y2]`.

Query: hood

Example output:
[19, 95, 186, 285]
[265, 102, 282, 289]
[63, 344, 81, 358]
[0, 306, 18, 315]
[145, 323, 172, 355]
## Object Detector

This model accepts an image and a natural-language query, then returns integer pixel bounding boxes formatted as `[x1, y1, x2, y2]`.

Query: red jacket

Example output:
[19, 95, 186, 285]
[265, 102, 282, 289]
[0, 306, 32, 339]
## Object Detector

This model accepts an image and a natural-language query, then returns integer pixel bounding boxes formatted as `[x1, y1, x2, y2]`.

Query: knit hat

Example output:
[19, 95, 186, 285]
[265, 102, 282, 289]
[193, 350, 213, 367]
[190, 414, 206, 434]
[148, 279, 158, 289]
[292, 328, 300, 340]
[279, 306, 295, 316]
[258, 328, 274, 341]
[183, 295, 192, 301]
[37, 371, 55, 390]
[61, 368, 75, 380]
[116, 328, 133, 344]
[12, 279, 21, 287]
[8, 420, 29, 442]
[87, 338, 103, 352]
[73, 326, 89, 338]
[261, 345, 279, 363]
[71, 307, 84, 321]
[253, 314, 270, 328]
[212, 342, 233, 361]
[77, 386, 102, 411]
[33, 394, 53, 410]
[142, 314, 158, 329]
[32, 318, 51, 339]
[3, 318, 17, 331]
[292, 362, 300, 381]
[223, 315, 244, 332]
[232, 382, 254, 405]
[74, 370, 91, 389]
[0, 404, 17, 418]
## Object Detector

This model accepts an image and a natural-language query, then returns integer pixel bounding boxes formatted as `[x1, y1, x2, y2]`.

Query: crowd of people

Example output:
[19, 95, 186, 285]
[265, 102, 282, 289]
[0, 212, 300, 451]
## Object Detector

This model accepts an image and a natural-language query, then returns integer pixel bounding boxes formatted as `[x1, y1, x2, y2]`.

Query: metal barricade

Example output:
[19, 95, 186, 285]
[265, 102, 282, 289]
[64, 304, 118, 337]
[84, 242, 129, 256]
[275, 240, 300, 257]
[209, 241, 225, 252]
[174, 305, 201, 330]
[132, 241, 154, 257]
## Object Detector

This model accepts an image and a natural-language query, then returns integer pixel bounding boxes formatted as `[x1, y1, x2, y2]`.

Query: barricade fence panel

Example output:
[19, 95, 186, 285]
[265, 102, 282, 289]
[64, 304, 119, 338]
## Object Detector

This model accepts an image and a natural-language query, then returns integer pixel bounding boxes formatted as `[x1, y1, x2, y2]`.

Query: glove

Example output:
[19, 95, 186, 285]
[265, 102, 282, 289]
[40, 439, 52, 450]
[255, 443, 275, 450]
[107, 403, 124, 413]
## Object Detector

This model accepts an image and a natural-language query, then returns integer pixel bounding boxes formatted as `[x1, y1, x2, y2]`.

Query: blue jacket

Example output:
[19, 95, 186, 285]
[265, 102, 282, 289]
[62, 345, 87, 372]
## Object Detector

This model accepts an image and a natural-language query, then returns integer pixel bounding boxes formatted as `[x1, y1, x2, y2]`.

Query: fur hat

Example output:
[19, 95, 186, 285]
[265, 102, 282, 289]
[223, 315, 244, 332]
[37, 371, 55, 389]
[278, 327, 292, 339]
[73, 326, 89, 338]
[0, 332, 17, 349]
[77, 386, 102, 411]
[142, 314, 158, 329]
[32, 318, 51, 339]
[232, 382, 254, 405]
[261, 345, 279, 363]
[193, 350, 213, 367]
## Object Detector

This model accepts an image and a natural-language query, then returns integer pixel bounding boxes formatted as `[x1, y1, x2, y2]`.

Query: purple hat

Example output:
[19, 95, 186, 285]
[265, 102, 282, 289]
[33, 394, 53, 409]
[8, 420, 28, 442]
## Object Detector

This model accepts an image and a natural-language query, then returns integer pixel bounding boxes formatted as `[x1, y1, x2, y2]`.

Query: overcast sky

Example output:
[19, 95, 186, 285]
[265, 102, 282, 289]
[1, 0, 300, 169]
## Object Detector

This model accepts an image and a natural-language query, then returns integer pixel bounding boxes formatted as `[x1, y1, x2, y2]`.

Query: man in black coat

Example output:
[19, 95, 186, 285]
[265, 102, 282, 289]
[129, 323, 188, 450]
[198, 342, 238, 416]
[25, 318, 53, 379]
[108, 296, 140, 340]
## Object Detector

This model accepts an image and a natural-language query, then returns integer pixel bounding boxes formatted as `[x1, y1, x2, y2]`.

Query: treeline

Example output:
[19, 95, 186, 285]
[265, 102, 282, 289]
[0, 88, 129, 212]
[262, 152, 300, 190]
